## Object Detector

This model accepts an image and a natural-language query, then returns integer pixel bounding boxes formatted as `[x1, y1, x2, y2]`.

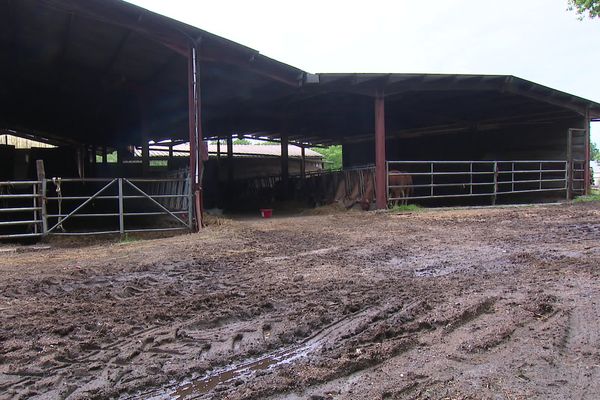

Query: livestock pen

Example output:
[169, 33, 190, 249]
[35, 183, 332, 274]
[1, 0, 600, 240]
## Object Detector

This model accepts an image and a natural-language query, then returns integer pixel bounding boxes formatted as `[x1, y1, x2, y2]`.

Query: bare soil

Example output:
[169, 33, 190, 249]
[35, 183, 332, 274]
[1, 202, 600, 400]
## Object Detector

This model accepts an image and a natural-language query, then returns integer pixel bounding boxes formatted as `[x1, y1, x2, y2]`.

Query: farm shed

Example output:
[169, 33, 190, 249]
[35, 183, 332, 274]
[1, 0, 600, 239]
[292, 73, 600, 207]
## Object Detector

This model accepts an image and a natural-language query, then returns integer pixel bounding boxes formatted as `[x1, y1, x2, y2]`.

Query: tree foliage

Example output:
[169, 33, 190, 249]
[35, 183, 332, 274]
[232, 138, 251, 145]
[313, 145, 343, 170]
[568, 0, 600, 18]
[592, 141, 600, 161]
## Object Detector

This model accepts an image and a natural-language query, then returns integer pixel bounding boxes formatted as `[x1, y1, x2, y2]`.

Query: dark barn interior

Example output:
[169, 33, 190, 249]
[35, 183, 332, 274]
[1, 0, 600, 238]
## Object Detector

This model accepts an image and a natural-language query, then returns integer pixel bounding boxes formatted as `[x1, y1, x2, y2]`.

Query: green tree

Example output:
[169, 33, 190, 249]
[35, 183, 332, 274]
[568, 0, 600, 18]
[313, 145, 343, 170]
[592, 141, 600, 161]
[232, 138, 251, 145]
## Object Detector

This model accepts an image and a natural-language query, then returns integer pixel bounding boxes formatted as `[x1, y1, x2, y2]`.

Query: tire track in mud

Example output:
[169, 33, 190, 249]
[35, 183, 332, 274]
[265, 296, 498, 400]
[264, 291, 587, 400]
[129, 306, 383, 399]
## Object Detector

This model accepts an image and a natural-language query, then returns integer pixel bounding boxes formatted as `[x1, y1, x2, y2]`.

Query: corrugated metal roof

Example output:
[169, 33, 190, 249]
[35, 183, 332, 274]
[3, 0, 599, 148]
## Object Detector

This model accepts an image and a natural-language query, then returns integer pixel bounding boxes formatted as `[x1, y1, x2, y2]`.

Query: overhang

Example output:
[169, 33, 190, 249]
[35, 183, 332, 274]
[1, 1, 599, 149]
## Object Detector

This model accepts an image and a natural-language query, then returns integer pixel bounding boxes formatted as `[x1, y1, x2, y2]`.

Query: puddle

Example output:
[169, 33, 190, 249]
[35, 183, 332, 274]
[0, 245, 51, 254]
[171, 342, 315, 399]
[389, 257, 457, 277]
[414, 264, 457, 277]
[262, 246, 340, 263]
[140, 307, 374, 400]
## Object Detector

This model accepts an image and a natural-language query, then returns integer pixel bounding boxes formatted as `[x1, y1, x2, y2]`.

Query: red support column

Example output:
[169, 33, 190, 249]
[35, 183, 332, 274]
[187, 43, 203, 230]
[375, 92, 387, 209]
[187, 46, 197, 203]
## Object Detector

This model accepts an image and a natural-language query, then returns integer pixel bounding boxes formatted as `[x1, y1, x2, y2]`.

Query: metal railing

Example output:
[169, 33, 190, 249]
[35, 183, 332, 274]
[0, 180, 44, 239]
[387, 160, 571, 203]
[44, 177, 193, 236]
[571, 160, 586, 196]
[0, 176, 193, 239]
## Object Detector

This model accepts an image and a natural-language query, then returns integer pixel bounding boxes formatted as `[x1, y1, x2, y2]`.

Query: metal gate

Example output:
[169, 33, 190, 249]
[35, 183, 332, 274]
[387, 160, 575, 204]
[0, 180, 45, 239]
[0, 176, 193, 240]
[568, 128, 587, 196]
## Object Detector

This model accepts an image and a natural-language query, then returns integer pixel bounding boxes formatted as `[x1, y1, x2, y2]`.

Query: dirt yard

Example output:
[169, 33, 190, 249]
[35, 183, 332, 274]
[1, 202, 600, 400]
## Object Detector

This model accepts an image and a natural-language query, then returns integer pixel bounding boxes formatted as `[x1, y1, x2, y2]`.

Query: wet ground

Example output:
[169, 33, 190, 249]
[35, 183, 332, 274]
[1, 202, 600, 399]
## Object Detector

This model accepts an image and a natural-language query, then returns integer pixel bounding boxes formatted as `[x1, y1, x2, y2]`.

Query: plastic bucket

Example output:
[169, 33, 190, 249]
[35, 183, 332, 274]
[259, 208, 273, 218]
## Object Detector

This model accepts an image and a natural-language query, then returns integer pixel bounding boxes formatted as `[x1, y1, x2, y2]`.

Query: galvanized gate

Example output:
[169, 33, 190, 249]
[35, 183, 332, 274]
[387, 160, 580, 204]
[0, 180, 45, 239]
[0, 176, 193, 240]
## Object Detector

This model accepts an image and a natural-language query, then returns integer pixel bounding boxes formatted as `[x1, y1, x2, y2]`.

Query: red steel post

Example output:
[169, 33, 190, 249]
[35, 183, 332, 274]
[193, 44, 205, 229]
[187, 45, 202, 230]
[375, 92, 387, 209]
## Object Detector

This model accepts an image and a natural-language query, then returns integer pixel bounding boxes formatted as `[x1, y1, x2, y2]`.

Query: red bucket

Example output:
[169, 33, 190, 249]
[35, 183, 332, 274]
[259, 208, 273, 218]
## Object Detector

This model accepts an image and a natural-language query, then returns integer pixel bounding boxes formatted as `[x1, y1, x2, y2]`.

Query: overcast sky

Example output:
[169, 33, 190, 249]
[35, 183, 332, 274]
[127, 0, 599, 146]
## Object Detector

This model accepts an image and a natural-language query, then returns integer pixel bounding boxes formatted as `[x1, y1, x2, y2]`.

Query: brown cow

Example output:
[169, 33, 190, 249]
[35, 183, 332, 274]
[388, 170, 413, 207]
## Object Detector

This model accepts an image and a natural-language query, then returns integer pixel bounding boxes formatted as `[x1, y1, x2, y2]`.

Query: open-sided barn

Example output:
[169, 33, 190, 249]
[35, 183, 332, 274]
[1, 0, 599, 239]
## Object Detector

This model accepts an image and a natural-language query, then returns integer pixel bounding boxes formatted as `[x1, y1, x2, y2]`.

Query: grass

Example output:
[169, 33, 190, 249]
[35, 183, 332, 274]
[119, 233, 139, 244]
[573, 189, 600, 203]
[389, 204, 422, 212]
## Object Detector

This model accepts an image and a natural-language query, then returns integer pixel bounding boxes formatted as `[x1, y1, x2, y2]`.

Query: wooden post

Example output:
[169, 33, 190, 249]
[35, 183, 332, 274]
[227, 135, 234, 186]
[281, 134, 289, 195]
[141, 137, 150, 175]
[374, 92, 387, 209]
[36, 160, 47, 235]
[300, 145, 306, 179]
[77, 146, 85, 178]
[117, 147, 125, 171]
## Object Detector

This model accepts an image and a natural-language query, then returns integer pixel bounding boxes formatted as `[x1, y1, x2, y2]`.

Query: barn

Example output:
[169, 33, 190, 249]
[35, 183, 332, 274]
[1, 0, 600, 239]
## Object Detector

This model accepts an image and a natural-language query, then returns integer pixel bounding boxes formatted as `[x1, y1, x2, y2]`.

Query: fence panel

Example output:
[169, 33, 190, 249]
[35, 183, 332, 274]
[387, 160, 569, 203]
[0, 181, 43, 239]
[42, 176, 193, 237]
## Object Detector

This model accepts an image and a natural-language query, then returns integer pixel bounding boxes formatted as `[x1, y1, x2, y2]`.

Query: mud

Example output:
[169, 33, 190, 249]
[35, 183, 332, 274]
[1, 202, 600, 399]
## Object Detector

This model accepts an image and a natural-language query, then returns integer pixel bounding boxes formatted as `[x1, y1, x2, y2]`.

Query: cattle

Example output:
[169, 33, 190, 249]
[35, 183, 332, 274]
[359, 172, 375, 211]
[388, 170, 413, 207]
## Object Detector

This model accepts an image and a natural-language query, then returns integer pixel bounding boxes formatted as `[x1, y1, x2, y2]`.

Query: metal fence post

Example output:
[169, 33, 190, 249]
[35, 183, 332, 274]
[565, 161, 570, 200]
[118, 178, 124, 236]
[469, 162, 473, 195]
[511, 162, 515, 193]
[385, 161, 389, 207]
[492, 161, 498, 205]
[32, 184, 38, 234]
[431, 162, 434, 197]
[40, 178, 47, 235]
[539, 161, 543, 190]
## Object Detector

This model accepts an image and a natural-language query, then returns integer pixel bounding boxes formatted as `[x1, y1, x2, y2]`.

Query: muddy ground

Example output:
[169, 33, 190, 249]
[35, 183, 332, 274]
[1, 202, 600, 400]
